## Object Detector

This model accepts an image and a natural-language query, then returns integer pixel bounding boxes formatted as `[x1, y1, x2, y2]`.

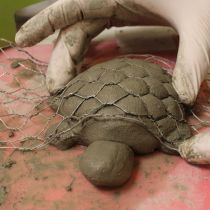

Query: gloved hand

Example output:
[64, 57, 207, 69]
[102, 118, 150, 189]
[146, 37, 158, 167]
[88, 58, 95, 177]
[15, 0, 210, 105]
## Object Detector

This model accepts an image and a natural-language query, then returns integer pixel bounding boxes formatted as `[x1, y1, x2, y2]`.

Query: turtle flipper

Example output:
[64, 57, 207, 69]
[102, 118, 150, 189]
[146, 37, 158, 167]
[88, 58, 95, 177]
[45, 121, 77, 150]
[178, 131, 210, 164]
[79, 141, 134, 187]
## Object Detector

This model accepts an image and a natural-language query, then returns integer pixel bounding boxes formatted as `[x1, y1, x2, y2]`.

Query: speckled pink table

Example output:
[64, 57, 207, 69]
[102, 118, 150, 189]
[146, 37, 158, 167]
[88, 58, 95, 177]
[0, 41, 210, 210]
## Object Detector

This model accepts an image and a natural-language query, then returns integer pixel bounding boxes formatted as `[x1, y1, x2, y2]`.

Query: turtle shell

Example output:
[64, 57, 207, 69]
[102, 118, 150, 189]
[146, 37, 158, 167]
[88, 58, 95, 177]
[47, 58, 192, 154]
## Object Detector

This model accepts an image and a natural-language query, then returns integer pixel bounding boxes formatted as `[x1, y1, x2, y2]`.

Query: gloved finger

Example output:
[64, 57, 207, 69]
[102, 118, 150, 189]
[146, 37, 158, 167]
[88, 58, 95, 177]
[46, 19, 108, 94]
[15, 0, 116, 47]
[115, 26, 178, 54]
[15, 0, 174, 48]
[179, 131, 210, 164]
[172, 21, 210, 105]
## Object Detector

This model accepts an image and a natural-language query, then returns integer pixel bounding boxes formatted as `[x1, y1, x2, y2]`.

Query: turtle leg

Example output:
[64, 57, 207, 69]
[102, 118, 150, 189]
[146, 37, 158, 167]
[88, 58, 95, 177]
[178, 131, 210, 164]
[159, 144, 179, 155]
[45, 120, 77, 150]
[79, 141, 134, 187]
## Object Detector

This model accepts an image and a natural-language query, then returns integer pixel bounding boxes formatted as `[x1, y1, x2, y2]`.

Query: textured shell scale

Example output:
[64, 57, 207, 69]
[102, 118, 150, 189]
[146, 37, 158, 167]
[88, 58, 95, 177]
[51, 58, 191, 149]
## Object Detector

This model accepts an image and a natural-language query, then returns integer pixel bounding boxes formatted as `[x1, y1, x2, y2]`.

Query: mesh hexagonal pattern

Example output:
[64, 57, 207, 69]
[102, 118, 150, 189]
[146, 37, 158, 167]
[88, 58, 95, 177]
[49, 58, 192, 149]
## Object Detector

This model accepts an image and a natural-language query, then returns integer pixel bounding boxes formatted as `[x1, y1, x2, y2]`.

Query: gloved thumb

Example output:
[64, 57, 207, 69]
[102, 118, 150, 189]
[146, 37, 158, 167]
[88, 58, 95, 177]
[46, 28, 78, 94]
[172, 21, 210, 105]
[46, 19, 107, 94]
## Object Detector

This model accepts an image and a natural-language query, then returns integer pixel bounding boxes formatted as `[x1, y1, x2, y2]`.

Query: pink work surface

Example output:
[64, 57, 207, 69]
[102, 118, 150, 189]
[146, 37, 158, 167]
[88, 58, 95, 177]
[1, 41, 210, 210]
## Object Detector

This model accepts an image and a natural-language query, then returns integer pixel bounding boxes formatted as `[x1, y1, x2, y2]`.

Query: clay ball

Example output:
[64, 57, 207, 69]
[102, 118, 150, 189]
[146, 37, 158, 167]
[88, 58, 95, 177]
[79, 141, 134, 187]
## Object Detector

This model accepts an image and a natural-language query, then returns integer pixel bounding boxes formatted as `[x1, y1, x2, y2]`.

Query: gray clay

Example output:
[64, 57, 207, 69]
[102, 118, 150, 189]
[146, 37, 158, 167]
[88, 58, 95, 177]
[80, 141, 134, 187]
[46, 58, 192, 187]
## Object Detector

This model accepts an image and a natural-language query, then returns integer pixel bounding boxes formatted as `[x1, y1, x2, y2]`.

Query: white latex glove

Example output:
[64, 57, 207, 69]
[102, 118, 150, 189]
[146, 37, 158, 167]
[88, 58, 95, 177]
[15, 0, 210, 105]
[179, 131, 210, 164]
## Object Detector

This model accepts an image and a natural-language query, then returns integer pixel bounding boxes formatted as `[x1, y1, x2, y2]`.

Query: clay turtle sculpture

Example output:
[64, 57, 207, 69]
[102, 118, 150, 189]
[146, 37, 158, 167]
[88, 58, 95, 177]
[46, 58, 192, 187]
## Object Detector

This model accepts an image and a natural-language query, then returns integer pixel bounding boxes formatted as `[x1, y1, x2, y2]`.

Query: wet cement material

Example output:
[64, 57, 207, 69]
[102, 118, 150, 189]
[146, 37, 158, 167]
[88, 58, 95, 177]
[80, 141, 134, 187]
[47, 58, 192, 187]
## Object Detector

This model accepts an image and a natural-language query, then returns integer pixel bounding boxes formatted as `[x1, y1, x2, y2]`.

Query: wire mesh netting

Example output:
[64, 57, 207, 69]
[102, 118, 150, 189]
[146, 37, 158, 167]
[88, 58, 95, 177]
[1, 38, 210, 152]
[0, 39, 62, 151]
